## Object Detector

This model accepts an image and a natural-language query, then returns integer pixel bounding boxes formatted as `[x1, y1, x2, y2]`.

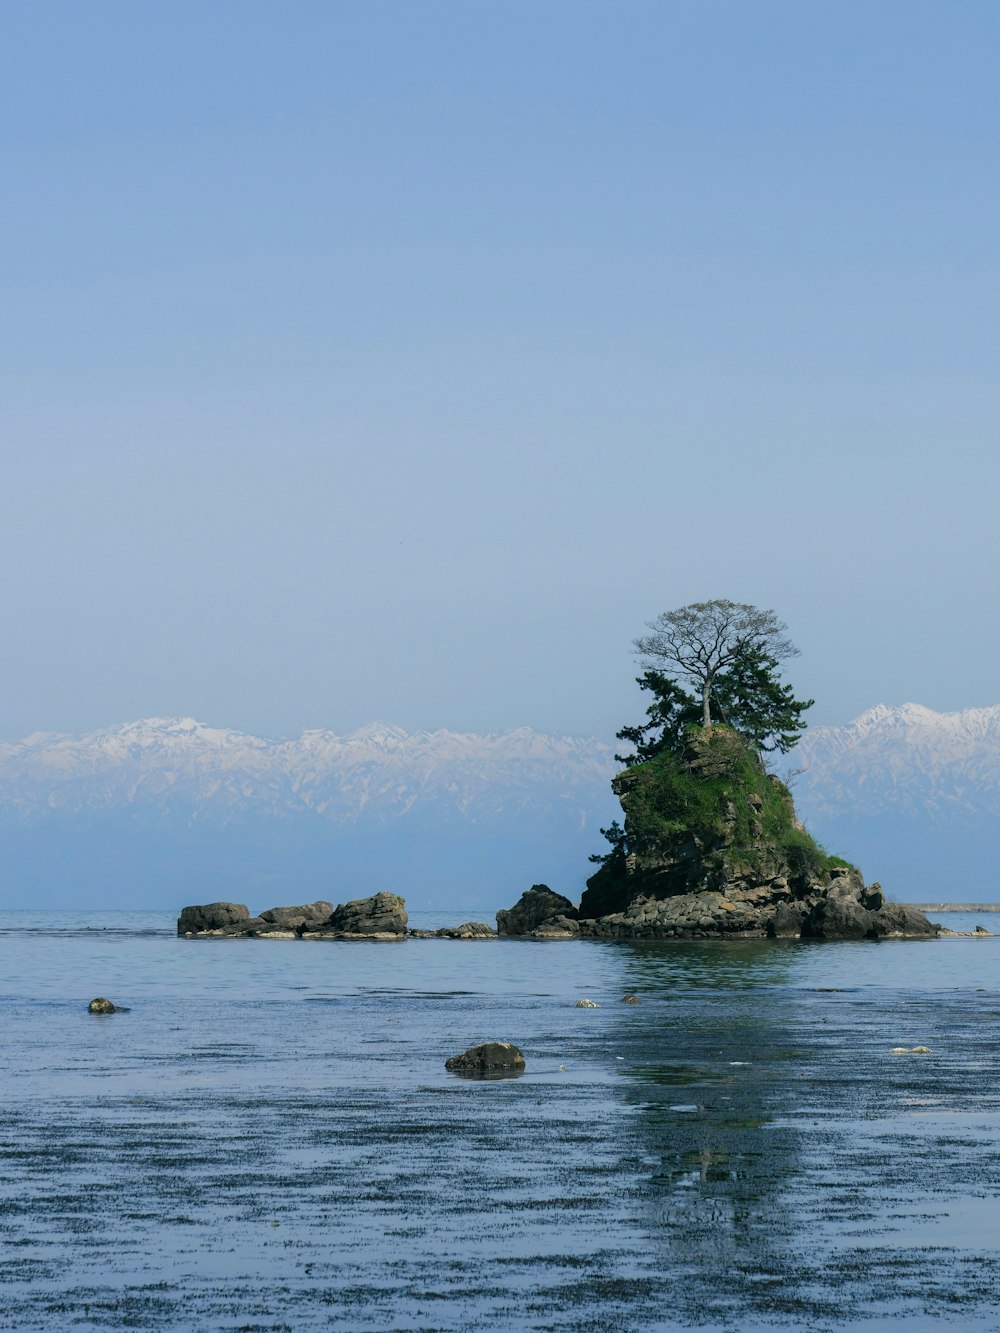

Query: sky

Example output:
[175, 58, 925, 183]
[2, 1, 999, 742]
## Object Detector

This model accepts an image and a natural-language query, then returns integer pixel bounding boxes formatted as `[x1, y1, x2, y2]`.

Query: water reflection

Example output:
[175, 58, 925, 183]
[596, 937, 1000, 1327]
[602, 942, 802, 1323]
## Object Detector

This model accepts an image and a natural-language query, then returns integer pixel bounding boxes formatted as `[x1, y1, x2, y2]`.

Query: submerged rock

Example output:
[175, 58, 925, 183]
[445, 1042, 525, 1075]
[435, 922, 496, 939]
[496, 885, 578, 937]
[88, 997, 117, 1014]
[622, 994, 640, 1004]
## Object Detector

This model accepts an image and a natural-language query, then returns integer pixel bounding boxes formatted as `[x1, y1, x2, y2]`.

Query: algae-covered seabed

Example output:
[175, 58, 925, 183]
[2, 915, 1000, 1331]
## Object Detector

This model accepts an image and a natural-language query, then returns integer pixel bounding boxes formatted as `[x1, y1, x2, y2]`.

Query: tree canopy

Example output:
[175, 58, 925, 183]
[633, 599, 803, 729]
[620, 600, 813, 762]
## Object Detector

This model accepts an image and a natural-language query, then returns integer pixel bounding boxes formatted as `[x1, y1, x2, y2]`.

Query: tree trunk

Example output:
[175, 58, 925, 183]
[702, 677, 713, 727]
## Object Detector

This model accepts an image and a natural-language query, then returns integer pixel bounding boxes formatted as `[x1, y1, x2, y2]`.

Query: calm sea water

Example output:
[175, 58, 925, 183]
[3, 909, 1000, 1331]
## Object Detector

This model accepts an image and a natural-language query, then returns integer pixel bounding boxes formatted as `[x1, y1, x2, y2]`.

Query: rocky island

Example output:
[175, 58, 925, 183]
[494, 600, 938, 943]
[178, 603, 938, 945]
[494, 725, 935, 941]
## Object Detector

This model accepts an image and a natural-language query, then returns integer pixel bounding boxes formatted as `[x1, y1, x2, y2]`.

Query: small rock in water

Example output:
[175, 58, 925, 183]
[575, 999, 599, 1008]
[622, 994, 640, 1005]
[88, 997, 117, 1014]
[445, 1042, 525, 1075]
[890, 1045, 933, 1054]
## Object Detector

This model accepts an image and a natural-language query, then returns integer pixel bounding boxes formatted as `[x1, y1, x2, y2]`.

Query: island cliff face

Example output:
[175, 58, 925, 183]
[500, 727, 936, 941]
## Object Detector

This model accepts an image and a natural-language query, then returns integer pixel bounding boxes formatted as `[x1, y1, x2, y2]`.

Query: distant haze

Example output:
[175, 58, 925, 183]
[2, 704, 999, 909]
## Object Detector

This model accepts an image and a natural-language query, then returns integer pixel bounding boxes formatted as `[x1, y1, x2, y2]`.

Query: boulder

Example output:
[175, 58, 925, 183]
[435, 922, 497, 939]
[869, 902, 938, 939]
[177, 902, 250, 935]
[318, 892, 408, 937]
[259, 901, 333, 931]
[528, 915, 580, 939]
[769, 902, 806, 939]
[445, 1041, 525, 1074]
[496, 884, 578, 936]
[88, 997, 117, 1014]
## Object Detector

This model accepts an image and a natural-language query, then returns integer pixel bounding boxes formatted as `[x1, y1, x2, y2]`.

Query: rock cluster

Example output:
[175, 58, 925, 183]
[178, 894, 407, 940]
[178, 895, 498, 942]
[570, 869, 936, 940]
[495, 869, 936, 943]
[408, 922, 497, 939]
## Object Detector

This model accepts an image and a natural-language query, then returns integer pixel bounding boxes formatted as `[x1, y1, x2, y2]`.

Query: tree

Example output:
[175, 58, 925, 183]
[634, 600, 801, 729]
[708, 645, 813, 754]
[614, 670, 699, 765]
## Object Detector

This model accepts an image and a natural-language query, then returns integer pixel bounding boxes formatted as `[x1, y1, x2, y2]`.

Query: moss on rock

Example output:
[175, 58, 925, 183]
[580, 725, 849, 920]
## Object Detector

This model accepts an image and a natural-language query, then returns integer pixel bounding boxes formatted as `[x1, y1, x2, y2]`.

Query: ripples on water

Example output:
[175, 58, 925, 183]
[2, 909, 1000, 1330]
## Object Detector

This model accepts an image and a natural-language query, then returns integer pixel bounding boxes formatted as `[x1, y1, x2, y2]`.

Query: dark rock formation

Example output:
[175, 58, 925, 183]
[88, 997, 117, 1014]
[308, 892, 408, 938]
[259, 901, 332, 931]
[445, 1042, 525, 1074]
[177, 902, 253, 935]
[435, 922, 496, 939]
[803, 881, 937, 940]
[528, 914, 580, 939]
[178, 893, 406, 939]
[496, 884, 578, 937]
[408, 922, 497, 939]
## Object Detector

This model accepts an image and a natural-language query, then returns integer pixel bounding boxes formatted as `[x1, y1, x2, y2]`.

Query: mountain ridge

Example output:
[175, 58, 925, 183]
[2, 704, 999, 905]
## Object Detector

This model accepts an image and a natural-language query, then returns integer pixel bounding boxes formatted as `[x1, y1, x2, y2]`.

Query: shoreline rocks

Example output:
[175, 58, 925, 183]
[178, 893, 409, 940]
[495, 868, 938, 943]
[495, 884, 577, 937]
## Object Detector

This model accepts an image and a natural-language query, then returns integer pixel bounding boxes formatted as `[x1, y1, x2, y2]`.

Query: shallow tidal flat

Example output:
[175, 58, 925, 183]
[2, 912, 1000, 1330]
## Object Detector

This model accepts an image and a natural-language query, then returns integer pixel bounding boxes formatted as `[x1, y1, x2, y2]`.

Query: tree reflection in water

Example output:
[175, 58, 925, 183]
[602, 938, 1000, 1328]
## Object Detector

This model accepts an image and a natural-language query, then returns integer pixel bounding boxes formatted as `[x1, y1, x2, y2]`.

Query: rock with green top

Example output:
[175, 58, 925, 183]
[576, 726, 934, 941]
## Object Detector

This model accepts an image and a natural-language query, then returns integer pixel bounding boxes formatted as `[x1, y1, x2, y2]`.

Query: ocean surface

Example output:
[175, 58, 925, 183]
[3, 908, 1000, 1331]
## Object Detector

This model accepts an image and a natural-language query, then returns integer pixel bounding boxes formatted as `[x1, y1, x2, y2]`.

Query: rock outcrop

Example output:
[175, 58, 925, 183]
[445, 1042, 525, 1074]
[305, 892, 408, 938]
[496, 884, 578, 937]
[408, 921, 497, 939]
[259, 901, 332, 931]
[178, 893, 407, 940]
[436, 921, 497, 939]
[177, 902, 258, 935]
[499, 726, 937, 943]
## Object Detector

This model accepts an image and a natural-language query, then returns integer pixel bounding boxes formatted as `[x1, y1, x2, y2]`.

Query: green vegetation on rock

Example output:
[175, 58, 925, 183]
[582, 724, 847, 919]
[582, 597, 855, 926]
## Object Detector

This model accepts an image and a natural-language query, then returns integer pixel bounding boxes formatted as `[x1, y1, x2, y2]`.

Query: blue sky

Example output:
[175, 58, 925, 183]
[2, 2, 999, 739]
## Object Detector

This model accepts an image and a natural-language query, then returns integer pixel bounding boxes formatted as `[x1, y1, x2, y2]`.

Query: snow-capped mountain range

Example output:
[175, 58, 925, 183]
[0, 716, 616, 828]
[793, 703, 1000, 820]
[1, 704, 997, 905]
